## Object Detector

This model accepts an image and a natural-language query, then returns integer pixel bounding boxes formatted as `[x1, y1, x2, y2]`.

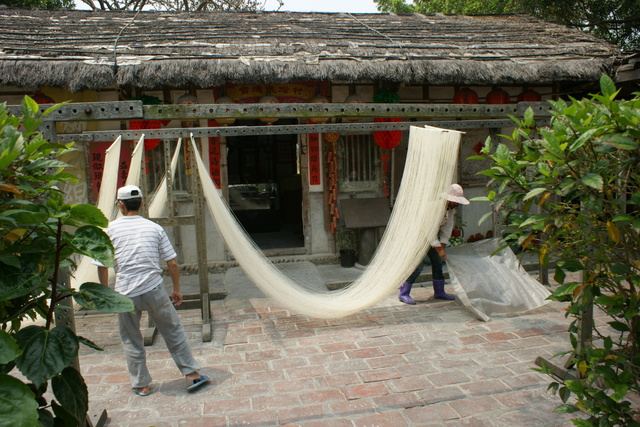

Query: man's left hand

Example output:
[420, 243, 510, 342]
[171, 290, 183, 307]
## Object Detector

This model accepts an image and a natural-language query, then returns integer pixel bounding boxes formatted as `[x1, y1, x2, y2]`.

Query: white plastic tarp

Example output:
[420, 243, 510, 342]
[446, 238, 551, 322]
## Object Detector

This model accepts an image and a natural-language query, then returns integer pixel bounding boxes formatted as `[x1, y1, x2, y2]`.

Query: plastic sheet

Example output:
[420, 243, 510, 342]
[446, 238, 551, 322]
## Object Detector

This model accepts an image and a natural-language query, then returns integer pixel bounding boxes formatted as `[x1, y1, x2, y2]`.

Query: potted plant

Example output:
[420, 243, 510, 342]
[335, 226, 358, 268]
[450, 220, 466, 246]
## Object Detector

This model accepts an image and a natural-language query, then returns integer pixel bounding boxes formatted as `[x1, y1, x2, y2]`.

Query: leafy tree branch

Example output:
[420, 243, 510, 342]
[474, 75, 640, 425]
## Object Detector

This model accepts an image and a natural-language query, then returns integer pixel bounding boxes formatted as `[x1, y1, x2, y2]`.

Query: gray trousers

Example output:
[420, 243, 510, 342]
[118, 285, 200, 388]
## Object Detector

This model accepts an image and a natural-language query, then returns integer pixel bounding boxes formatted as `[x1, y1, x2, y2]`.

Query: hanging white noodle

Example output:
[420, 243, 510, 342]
[148, 138, 182, 218]
[120, 136, 183, 216]
[70, 136, 124, 290]
[115, 134, 145, 218]
[190, 126, 461, 318]
[70, 136, 181, 290]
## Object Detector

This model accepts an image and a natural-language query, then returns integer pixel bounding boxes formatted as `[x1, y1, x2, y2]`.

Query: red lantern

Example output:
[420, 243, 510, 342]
[345, 93, 365, 122]
[486, 87, 511, 104]
[373, 117, 402, 150]
[128, 120, 163, 151]
[308, 94, 329, 124]
[517, 88, 542, 102]
[259, 94, 279, 125]
[374, 116, 402, 199]
[32, 92, 55, 104]
[324, 132, 340, 143]
[453, 87, 479, 104]
[214, 96, 236, 126]
[177, 92, 198, 126]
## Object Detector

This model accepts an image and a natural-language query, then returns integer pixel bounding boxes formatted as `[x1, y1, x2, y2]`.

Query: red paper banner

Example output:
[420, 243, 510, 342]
[207, 119, 221, 188]
[88, 142, 132, 202]
[221, 82, 323, 103]
[308, 133, 321, 186]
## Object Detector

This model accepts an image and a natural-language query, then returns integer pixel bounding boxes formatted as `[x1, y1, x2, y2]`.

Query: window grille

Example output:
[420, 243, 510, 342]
[338, 133, 379, 192]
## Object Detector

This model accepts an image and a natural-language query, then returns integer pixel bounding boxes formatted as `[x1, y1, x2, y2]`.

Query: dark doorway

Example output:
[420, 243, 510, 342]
[226, 119, 303, 249]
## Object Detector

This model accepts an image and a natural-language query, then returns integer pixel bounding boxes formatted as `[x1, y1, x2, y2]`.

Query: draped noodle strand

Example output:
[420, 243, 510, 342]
[71, 136, 182, 292]
[191, 126, 461, 318]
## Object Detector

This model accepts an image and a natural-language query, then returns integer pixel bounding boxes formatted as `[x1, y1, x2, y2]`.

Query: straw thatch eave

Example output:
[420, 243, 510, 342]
[0, 7, 621, 92]
[0, 58, 616, 92]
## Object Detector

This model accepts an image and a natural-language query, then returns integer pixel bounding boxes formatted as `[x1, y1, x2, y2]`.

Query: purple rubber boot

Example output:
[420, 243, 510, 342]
[433, 279, 455, 300]
[399, 282, 416, 305]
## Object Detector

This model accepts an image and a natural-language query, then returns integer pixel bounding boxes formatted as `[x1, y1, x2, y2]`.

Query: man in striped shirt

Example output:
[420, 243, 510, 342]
[96, 185, 209, 396]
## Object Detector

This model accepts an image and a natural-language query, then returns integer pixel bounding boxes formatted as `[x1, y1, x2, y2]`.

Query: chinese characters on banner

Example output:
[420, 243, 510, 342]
[308, 133, 323, 192]
[224, 83, 317, 103]
[207, 120, 221, 188]
[88, 142, 132, 202]
[184, 140, 193, 176]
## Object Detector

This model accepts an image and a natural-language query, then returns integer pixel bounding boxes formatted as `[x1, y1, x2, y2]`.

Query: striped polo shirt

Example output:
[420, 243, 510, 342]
[106, 215, 177, 297]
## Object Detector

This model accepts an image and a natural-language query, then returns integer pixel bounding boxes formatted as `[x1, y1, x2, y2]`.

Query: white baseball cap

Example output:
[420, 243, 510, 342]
[117, 185, 143, 200]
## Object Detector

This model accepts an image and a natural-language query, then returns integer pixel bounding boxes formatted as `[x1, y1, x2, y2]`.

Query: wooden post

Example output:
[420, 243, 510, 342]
[190, 136, 212, 342]
[142, 136, 156, 346]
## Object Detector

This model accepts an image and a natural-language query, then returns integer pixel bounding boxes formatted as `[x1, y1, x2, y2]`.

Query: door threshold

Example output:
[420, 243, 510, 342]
[260, 247, 308, 257]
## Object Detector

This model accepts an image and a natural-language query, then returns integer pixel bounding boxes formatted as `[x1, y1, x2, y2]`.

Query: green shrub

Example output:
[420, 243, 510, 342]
[475, 75, 640, 426]
[0, 96, 133, 426]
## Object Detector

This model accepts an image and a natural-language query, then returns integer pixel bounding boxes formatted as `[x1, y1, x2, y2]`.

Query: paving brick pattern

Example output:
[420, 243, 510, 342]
[73, 279, 583, 427]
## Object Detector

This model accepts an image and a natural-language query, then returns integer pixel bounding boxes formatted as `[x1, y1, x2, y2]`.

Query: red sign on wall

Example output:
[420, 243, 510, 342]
[222, 82, 318, 103]
[207, 120, 221, 188]
[88, 142, 131, 202]
[308, 133, 321, 187]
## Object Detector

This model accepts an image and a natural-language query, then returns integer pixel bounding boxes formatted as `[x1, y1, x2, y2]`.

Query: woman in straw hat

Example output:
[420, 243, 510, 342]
[399, 183, 470, 304]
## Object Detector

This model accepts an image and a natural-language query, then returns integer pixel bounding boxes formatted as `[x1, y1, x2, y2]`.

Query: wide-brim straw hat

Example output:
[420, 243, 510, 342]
[447, 183, 470, 205]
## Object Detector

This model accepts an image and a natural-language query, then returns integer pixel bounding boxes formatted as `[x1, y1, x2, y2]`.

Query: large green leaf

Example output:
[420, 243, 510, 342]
[71, 226, 113, 268]
[519, 214, 549, 228]
[51, 367, 88, 426]
[22, 137, 46, 157]
[12, 236, 55, 255]
[539, 129, 565, 159]
[0, 374, 39, 427]
[25, 158, 68, 173]
[72, 283, 134, 313]
[21, 96, 40, 119]
[3, 203, 50, 225]
[0, 255, 20, 269]
[0, 268, 46, 301]
[0, 134, 23, 171]
[0, 330, 21, 364]
[523, 187, 547, 202]
[77, 335, 103, 351]
[599, 134, 638, 150]
[554, 403, 580, 414]
[552, 282, 581, 297]
[51, 401, 79, 427]
[69, 204, 109, 228]
[581, 173, 603, 190]
[14, 326, 78, 388]
[37, 408, 54, 427]
[600, 74, 617, 99]
[569, 128, 599, 151]
[0, 149, 20, 171]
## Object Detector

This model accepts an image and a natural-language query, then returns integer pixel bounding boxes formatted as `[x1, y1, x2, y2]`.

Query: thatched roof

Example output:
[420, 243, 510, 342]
[0, 6, 621, 92]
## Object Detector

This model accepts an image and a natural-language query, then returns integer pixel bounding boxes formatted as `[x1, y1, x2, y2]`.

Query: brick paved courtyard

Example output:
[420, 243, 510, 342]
[75, 279, 580, 427]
